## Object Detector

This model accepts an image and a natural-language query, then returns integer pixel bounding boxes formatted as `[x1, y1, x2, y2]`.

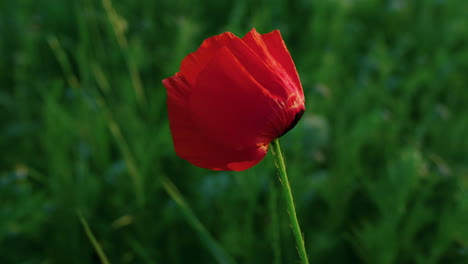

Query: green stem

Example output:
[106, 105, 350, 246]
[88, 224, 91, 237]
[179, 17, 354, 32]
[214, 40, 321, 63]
[271, 139, 309, 264]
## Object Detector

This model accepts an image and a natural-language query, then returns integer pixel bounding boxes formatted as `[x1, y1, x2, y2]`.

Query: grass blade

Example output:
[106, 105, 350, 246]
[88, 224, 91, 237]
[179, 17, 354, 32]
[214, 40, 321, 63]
[78, 211, 111, 264]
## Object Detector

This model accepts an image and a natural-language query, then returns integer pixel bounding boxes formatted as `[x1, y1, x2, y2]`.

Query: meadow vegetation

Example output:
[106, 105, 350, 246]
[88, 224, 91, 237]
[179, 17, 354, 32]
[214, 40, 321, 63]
[1, 0, 467, 263]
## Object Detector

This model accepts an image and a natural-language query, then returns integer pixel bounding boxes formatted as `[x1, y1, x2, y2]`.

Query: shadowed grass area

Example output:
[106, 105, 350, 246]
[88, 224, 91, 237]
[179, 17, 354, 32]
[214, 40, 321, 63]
[1, 0, 467, 263]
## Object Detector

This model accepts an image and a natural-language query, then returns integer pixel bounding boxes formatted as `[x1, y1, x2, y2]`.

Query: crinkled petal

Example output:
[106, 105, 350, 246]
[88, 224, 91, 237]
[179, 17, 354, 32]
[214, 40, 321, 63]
[172, 131, 268, 171]
[179, 32, 236, 86]
[260, 30, 303, 98]
[189, 45, 283, 150]
[222, 34, 293, 100]
[163, 72, 268, 171]
[241, 29, 295, 95]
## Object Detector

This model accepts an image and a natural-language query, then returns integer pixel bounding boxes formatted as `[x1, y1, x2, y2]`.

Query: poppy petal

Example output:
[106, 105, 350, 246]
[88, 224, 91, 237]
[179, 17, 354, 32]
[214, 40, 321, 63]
[241, 29, 273, 63]
[226, 35, 305, 137]
[224, 35, 295, 100]
[240, 29, 300, 101]
[179, 32, 236, 86]
[261, 30, 303, 96]
[190, 45, 283, 150]
[164, 73, 268, 171]
[162, 73, 191, 124]
[173, 130, 268, 171]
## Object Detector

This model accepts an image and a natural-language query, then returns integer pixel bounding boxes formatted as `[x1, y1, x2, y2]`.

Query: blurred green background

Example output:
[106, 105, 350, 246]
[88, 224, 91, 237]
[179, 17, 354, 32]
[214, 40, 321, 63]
[1, 0, 468, 263]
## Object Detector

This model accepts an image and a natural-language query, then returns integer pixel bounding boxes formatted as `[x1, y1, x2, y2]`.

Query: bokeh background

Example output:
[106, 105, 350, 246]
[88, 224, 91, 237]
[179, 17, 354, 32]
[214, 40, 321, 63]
[1, 0, 468, 263]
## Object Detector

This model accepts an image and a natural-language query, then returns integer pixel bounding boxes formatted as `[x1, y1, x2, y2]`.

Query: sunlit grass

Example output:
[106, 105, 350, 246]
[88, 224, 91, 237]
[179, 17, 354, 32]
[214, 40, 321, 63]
[0, 0, 467, 263]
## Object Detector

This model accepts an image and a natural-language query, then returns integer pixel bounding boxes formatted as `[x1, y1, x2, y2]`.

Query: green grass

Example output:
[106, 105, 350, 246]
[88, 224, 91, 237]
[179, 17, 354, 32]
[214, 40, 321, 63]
[1, 0, 468, 263]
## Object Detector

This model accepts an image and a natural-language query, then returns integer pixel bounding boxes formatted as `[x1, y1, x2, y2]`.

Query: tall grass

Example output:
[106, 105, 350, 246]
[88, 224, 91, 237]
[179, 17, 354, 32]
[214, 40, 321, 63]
[1, 0, 467, 263]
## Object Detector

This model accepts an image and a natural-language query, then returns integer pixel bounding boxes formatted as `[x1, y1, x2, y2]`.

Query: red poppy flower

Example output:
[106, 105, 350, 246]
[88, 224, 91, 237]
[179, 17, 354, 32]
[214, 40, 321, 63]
[162, 28, 305, 171]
